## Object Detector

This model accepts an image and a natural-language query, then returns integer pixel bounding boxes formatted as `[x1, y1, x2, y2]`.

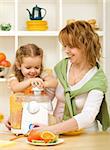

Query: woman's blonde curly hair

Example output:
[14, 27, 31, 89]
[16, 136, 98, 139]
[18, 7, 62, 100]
[59, 20, 101, 67]
[13, 44, 43, 82]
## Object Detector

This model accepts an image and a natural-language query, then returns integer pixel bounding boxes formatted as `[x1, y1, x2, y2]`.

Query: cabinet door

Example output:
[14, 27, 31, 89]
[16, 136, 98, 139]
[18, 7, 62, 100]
[0, 1, 15, 121]
[0, 82, 11, 117]
[61, 0, 104, 57]
[0, 36, 15, 119]
[0, 37, 15, 63]
[62, 0, 103, 29]
[104, 0, 110, 112]
[0, 0, 15, 31]
[18, 36, 60, 68]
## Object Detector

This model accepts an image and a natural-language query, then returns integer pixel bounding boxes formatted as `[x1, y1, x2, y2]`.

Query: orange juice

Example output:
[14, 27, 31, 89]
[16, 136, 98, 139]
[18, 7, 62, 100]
[10, 94, 23, 129]
[0, 113, 4, 122]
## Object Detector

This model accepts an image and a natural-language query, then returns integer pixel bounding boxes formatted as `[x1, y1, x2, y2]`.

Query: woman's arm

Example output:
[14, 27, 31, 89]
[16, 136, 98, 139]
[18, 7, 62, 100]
[33, 117, 78, 134]
[74, 90, 104, 129]
[33, 90, 104, 134]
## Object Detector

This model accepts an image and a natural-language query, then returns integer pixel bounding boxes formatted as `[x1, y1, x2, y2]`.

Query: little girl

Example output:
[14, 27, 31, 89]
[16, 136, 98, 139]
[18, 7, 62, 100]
[6, 43, 57, 130]
[8, 43, 57, 93]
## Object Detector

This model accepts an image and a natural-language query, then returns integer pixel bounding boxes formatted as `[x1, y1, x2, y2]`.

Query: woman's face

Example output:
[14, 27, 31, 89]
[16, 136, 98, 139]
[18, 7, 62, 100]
[20, 56, 42, 79]
[64, 46, 85, 64]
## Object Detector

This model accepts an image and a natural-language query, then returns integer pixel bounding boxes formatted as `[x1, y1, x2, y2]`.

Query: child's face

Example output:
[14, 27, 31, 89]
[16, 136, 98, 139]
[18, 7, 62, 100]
[20, 56, 42, 79]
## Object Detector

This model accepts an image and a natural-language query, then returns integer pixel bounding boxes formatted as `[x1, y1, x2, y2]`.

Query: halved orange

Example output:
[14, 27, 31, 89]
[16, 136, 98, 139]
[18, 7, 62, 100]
[23, 86, 33, 95]
[40, 131, 57, 143]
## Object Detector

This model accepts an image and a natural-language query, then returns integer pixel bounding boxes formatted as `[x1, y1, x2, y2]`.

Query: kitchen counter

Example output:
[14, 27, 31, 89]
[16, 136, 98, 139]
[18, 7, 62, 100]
[0, 131, 110, 150]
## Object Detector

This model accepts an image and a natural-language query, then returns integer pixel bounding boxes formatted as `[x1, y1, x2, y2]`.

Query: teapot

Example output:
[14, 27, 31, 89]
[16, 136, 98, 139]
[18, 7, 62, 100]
[26, 5, 47, 20]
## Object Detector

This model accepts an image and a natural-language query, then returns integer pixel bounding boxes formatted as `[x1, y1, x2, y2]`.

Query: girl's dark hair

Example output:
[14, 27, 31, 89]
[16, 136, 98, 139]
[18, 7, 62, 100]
[59, 20, 101, 67]
[13, 44, 43, 81]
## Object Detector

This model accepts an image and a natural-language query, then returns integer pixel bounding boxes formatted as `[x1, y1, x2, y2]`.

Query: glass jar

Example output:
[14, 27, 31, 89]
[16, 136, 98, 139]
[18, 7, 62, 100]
[10, 93, 55, 134]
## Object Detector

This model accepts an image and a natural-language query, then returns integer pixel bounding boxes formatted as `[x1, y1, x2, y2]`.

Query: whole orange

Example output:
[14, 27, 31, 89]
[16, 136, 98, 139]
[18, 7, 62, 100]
[0, 59, 11, 67]
[0, 53, 6, 63]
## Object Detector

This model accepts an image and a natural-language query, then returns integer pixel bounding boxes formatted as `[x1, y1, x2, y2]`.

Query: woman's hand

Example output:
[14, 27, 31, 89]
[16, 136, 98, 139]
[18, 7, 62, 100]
[31, 123, 55, 133]
[31, 123, 48, 131]
[32, 123, 57, 134]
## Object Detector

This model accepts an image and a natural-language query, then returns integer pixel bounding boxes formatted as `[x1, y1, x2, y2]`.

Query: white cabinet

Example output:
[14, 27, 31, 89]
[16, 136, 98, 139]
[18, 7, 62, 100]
[0, 0, 110, 116]
[0, 0, 15, 31]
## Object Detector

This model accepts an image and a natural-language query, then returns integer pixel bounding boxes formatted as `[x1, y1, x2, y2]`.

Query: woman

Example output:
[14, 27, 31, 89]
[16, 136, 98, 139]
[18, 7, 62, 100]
[7, 21, 110, 134]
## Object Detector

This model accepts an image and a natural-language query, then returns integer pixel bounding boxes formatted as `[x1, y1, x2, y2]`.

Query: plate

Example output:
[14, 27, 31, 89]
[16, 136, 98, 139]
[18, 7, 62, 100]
[62, 129, 84, 136]
[26, 138, 64, 146]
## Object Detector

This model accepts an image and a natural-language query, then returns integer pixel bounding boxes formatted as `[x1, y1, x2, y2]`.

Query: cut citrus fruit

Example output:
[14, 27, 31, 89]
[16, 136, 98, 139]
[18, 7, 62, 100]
[41, 131, 57, 143]
[27, 130, 58, 143]
[41, 131, 56, 139]
[23, 86, 33, 95]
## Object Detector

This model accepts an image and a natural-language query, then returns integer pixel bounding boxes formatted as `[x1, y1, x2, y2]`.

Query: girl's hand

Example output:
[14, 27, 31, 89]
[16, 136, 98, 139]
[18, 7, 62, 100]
[4, 118, 11, 130]
[31, 78, 44, 88]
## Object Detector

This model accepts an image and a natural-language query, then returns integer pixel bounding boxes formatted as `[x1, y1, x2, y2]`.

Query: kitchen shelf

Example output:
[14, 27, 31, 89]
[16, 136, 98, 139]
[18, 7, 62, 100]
[17, 31, 59, 36]
[0, 31, 16, 36]
[0, 78, 7, 82]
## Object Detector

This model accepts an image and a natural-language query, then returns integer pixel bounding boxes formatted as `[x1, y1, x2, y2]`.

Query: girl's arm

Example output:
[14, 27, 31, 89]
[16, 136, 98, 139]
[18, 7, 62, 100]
[9, 76, 46, 93]
[9, 78, 32, 92]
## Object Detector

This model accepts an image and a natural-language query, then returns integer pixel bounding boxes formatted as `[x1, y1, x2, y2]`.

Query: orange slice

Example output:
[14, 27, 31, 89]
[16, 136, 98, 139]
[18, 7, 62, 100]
[41, 131, 57, 143]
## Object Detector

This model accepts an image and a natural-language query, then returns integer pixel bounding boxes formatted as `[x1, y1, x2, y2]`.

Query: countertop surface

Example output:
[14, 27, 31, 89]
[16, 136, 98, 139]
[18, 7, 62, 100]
[0, 131, 110, 150]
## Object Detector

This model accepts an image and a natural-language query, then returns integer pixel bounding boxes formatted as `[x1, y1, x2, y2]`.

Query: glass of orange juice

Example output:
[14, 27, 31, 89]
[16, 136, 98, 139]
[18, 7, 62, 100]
[0, 113, 4, 122]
